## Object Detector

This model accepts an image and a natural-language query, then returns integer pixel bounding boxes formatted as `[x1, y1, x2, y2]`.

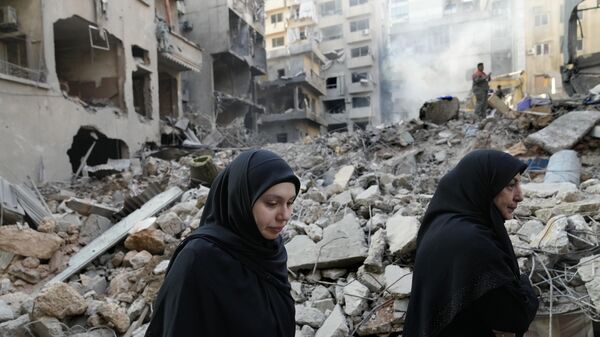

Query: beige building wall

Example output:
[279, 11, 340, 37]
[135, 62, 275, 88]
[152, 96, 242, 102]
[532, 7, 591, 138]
[0, 0, 200, 182]
[524, 0, 600, 95]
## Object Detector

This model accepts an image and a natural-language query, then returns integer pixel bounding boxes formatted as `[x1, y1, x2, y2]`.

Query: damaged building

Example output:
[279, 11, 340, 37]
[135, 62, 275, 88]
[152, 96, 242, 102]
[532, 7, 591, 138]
[0, 0, 202, 182]
[382, 0, 523, 121]
[182, 0, 266, 130]
[257, 0, 328, 143]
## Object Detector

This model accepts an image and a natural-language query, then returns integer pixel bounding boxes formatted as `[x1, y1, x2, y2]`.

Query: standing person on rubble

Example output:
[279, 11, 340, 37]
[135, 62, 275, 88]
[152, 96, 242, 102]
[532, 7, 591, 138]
[472, 62, 491, 118]
[145, 149, 300, 337]
[404, 149, 539, 337]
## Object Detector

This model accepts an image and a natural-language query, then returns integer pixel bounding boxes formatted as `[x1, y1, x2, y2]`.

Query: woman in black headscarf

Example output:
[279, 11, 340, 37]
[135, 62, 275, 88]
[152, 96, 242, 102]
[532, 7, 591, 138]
[145, 149, 300, 337]
[404, 149, 539, 337]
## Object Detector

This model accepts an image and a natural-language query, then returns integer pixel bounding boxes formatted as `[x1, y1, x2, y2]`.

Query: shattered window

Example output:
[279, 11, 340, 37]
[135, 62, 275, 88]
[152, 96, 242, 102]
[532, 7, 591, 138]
[326, 77, 338, 89]
[351, 72, 368, 83]
[352, 96, 370, 108]
[322, 25, 343, 41]
[272, 36, 285, 48]
[351, 46, 369, 58]
[350, 18, 369, 32]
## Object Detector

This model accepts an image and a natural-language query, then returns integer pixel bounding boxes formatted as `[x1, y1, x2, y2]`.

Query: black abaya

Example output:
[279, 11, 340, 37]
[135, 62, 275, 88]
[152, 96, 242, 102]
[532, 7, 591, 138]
[145, 149, 300, 337]
[403, 149, 539, 337]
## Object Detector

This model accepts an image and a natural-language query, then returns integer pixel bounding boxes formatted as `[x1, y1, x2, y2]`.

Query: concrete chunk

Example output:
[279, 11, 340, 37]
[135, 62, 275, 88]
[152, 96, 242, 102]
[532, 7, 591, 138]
[386, 214, 419, 256]
[530, 215, 569, 254]
[364, 229, 386, 273]
[34, 282, 87, 319]
[384, 265, 412, 298]
[287, 213, 368, 271]
[0, 226, 63, 259]
[343, 280, 370, 316]
[521, 182, 578, 198]
[296, 305, 326, 328]
[333, 166, 355, 189]
[526, 110, 600, 153]
[315, 305, 349, 337]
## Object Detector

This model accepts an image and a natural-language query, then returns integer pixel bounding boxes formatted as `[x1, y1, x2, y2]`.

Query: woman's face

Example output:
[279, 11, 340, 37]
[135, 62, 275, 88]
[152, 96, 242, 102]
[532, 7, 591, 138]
[493, 173, 524, 220]
[252, 182, 296, 240]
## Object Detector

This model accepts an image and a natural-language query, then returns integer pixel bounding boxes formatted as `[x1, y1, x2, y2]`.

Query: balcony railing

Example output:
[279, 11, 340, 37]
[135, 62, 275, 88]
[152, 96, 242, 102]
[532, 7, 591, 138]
[157, 22, 203, 72]
[0, 59, 47, 83]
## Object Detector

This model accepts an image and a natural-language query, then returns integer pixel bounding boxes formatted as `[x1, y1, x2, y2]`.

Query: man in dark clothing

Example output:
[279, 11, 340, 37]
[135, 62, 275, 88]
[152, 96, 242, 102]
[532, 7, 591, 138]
[472, 62, 491, 118]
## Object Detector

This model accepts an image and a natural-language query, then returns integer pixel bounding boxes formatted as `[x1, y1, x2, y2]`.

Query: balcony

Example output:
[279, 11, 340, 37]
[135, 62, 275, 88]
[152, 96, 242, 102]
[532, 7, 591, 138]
[347, 55, 373, 69]
[305, 70, 326, 95]
[348, 81, 374, 94]
[347, 3, 372, 18]
[349, 106, 372, 120]
[265, 0, 285, 12]
[157, 30, 202, 72]
[347, 30, 371, 44]
[0, 59, 47, 84]
[259, 108, 326, 126]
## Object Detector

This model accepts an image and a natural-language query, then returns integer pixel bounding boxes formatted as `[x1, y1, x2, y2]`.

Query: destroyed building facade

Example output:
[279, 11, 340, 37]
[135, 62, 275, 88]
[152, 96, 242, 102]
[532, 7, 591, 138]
[525, 0, 600, 95]
[182, 0, 267, 131]
[382, 0, 523, 121]
[258, 0, 328, 143]
[0, 0, 202, 182]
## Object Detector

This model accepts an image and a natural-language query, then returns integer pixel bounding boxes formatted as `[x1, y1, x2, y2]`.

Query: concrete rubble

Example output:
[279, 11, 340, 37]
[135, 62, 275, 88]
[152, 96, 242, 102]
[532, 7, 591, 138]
[0, 107, 598, 336]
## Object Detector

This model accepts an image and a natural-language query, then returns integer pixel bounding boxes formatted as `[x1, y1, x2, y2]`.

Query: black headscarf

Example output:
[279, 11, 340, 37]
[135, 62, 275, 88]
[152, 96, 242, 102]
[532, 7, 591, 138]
[146, 149, 300, 337]
[403, 149, 527, 337]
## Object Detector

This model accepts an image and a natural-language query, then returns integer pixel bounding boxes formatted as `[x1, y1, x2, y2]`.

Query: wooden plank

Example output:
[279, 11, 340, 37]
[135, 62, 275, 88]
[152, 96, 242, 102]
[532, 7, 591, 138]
[47, 186, 183, 284]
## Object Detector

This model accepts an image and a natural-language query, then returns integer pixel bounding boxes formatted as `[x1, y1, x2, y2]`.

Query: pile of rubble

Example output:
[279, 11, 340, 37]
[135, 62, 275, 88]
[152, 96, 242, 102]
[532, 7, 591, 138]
[0, 109, 600, 337]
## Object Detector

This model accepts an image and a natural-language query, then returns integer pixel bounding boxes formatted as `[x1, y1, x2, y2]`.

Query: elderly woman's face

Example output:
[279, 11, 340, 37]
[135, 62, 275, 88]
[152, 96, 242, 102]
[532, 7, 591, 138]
[252, 182, 296, 240]
[493, 173, 524, 220]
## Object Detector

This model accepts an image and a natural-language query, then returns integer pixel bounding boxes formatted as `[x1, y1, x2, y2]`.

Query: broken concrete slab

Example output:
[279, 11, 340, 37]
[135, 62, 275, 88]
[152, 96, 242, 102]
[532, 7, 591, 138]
[155, 211, 185, 236]
[521, 182, 578, 198]
[530, 215, 570, 254]
[525, 110, 600, 153]
[48, 187, 182, 284]
[343, 280, 370, 316]
[357, 266, 385, 292]
[0, 300, 14, 323]
[386, 214, 419, 256]
[65, 197, 119, 218]
[28, 316, 65, 337]
[34, 282, 87, 319]
[330, 191, 353, 208]
[510, 235, 532, 257]
[333, 166, 355, 189]
[79, 214, 113, 245]
[98, 302, 131, 333]
[516, 219, 545, 243]
[577, 254, 600, 311]
[0, 226, 64, 259]
[354, 185, 380, 206]
[364, 229, 386, 273]
[295, 305, 326, 329]
[314, 304, 349, 337]
[384, 265, 412, 298]
[287, 213, 368, 271]
[535, 198, 600, 222]
[504, 219, 522, 234]
[0, 314, 30, 337]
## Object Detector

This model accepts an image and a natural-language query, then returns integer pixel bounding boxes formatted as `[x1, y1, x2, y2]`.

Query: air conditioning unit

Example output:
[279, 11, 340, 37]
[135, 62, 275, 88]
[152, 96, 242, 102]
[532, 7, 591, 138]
[0, 6, 18, 33]
[527, 47, 536, 55]
[362, 29, 370, 36]
[360, 78, 369, 86]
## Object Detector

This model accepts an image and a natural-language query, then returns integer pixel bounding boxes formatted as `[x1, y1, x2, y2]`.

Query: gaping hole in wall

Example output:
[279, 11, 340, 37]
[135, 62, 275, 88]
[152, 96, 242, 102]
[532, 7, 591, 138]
[213, 54, 251, 97]
[54, 16, 125, 109]
[133, 68, 152, 118]
[67, 126, 129, 176]
[324, 98, 346, 114]
[159, 72, 178, 118]
[0, 0, 46, 82]
[215, 97, 252, 126]
[263, 87, 295, 114]
[132, 45, 150, 65]
[229, 10, 251, 58]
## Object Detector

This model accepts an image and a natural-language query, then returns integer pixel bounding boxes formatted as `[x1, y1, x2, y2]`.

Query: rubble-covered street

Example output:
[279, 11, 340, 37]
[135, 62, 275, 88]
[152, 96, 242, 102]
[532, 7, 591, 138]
[1, 104, 600, 336]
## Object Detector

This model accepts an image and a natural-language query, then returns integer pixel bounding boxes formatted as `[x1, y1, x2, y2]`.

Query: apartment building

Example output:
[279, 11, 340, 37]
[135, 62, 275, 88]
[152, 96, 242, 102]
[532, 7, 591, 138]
[182, 0, 267, 130]
[258, 0, 327, 143]
[524, 0, 600, 95]
[317, 0, 387, 131]
[383, 0, 521, 121]
[0, 0, 202, 181]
